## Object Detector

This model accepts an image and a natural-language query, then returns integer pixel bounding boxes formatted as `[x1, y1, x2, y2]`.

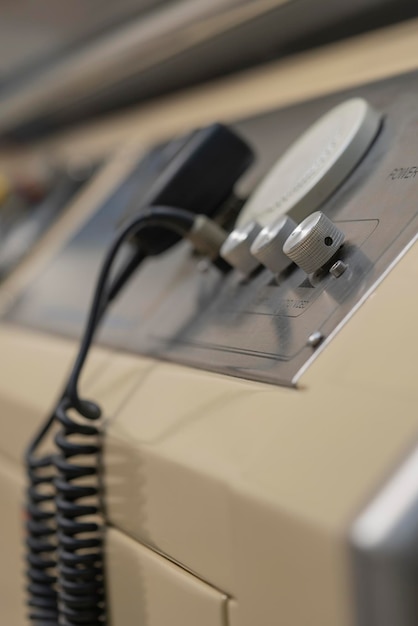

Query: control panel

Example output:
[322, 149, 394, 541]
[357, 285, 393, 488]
[3, 71, 418, 386]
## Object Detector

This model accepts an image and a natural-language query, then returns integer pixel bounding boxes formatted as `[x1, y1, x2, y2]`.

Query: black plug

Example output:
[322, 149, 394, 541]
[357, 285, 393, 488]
[122, 123, 254, 255]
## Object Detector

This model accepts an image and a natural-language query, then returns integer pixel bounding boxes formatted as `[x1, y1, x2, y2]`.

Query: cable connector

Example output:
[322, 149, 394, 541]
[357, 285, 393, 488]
[186, 215, 227, 260]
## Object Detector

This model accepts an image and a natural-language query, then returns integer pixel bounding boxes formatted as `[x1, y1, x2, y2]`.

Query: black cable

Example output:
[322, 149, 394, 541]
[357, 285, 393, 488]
[105, 247, 146, 305]
[24, 206, 196, 626]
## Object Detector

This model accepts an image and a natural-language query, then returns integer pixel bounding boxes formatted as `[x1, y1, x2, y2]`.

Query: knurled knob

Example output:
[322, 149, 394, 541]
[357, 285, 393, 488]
[250, 215, 297, 274]
[220, 220, 262, 275]
[283, 211, 344, 274]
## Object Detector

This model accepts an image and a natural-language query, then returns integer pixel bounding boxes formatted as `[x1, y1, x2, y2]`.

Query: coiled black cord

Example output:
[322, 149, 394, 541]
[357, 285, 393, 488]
[25, 206, 196, 625]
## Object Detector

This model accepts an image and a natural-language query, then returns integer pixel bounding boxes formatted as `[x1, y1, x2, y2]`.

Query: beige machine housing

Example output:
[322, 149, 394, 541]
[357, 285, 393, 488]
[1, 18, 418, 626]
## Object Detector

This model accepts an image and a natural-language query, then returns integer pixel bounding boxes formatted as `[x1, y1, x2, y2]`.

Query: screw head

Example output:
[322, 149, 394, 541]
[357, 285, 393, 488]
[307, 330, 325, 348]
[329, 260, 348, 278]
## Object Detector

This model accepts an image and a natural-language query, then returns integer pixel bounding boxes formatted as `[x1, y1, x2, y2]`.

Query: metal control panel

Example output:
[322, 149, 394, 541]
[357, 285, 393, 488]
[3, 71, 418, 386]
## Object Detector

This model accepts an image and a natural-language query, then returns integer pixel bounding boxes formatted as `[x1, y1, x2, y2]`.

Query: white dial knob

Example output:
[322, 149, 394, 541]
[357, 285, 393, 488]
[283, 211, 344, 274]
[237, 98, 381, 228]
[220, 221, 262, 275]
[250, 215, 297, 274]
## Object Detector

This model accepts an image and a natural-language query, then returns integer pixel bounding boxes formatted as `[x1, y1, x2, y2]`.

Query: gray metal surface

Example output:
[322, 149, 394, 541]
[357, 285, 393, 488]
[3, 70, 418, 388]
[351, 446, 418, 626]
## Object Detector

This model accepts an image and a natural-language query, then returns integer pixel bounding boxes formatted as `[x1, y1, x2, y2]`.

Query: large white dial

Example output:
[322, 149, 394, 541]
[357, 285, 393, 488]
[237, 98, 381, 228]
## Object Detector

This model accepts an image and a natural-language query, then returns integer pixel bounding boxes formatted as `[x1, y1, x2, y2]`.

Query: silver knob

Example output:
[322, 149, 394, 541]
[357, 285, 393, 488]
[220, 220, 262, 275]
[283, 211, 344, 274]
[250, 215, 297, 274]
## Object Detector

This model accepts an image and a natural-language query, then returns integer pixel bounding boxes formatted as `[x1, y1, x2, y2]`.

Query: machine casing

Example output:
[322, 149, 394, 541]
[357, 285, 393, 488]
[1, 19, 418, 626]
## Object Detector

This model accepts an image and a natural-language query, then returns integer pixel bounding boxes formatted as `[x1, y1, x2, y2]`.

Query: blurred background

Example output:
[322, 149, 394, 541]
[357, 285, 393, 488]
[0, 0, 417, 138]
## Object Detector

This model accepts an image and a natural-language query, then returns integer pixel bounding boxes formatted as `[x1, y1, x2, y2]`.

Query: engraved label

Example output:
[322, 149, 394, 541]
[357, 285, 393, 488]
[388, 166, 418, 180]
[282, 298, 310, 312]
